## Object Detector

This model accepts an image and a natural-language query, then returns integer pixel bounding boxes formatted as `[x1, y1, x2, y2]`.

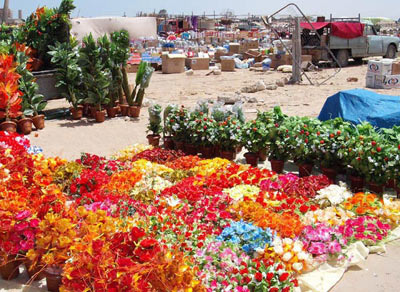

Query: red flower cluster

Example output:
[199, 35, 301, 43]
[132, 148, 185, 164]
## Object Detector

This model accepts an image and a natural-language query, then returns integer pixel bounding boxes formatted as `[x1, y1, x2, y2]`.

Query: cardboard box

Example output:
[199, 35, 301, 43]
[367, 59, 392, 75]
[383, 75, 400, 89]
[126, 63, 139, 73]
[392, 62, 400, 75]
[269, 54, 290, 69]
[185, 57, 210, 70]
[214, 50, 233, 63]
[221, 58, 235, 72]
[162, 54, 186, 74]
[366, 72, 385, 89]
[243, 49, 263, 63]
[229, 43, 240, 54]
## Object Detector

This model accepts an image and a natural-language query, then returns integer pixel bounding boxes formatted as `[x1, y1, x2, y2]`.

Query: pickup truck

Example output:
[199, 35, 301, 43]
[301, 22, 400, 67]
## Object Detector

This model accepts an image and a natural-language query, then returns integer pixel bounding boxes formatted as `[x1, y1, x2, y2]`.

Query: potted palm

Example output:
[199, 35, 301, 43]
[79, 34, 111, 123]
[147, 104, 163, 146]
[49, 41, 84, 120]
[0, 55, 23, 132]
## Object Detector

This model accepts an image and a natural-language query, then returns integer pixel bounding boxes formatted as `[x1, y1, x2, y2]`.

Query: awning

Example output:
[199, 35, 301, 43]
[300, 22, 365, 39]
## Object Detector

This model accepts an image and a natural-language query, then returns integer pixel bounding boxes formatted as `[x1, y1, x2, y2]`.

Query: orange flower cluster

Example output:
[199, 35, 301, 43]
[103, 170, 142, 195]
[341, 192, 383, 215]
[231, 201, 304, 238]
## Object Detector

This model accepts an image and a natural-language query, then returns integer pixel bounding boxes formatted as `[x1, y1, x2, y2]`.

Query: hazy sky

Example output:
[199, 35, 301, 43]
[13, 0, 400, 20]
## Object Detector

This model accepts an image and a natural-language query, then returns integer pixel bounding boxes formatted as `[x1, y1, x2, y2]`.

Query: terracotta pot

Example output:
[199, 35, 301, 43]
[0, 255, 22, 280]
[258, 148, 268, 162]
[95, 110, 106, 123]
[213, 145, 221, 158]
[89, 106, 97, 119]
[120, 104, 130, 116]
[386, 179, 396, 189]
[129, 105, 141, 118]
[184, 143, 199, 156]
[32, 115, 45, 130]
[349, 175, 364, 193]
[270, 159, 285, 174]
[70, 106, 83, 120]
[147, 134, 161, 147]
[201, 146, 214, 159]
[106, 106, 119, 118]
[82, 103, 90, 117]
[368, 182, 384, 194]
[1, 120, 17, 133]
[45, 266, 63, 292]
[175, 141, 185, 151]
[31, 58, 43, 71]
[298, 163, 313, 177]
[18, 118, 33, 135]
[163, 136, 174, 150]
[220, 150, 236, 161]
[321, 167, 337, 183]
[244, 152, 259, 167]
[25, 260, 45, 281]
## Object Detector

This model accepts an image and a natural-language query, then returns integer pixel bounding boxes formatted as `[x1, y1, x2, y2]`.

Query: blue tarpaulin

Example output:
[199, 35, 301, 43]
[318, 89, 400, 128]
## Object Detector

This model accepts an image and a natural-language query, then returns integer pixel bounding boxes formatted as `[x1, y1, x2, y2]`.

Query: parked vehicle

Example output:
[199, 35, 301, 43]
[301, 19, 400, 67]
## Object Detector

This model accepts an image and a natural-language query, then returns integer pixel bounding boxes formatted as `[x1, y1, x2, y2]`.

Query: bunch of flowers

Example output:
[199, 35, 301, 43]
[281, 175, 331, 198]
[300, 224, 347, 262]
[132, 148, 185, 164]
[69, 168, 110, 199]
[187, 113, 218, 146]
[165, 105, 190, 143]
[165, 155, 202, 170]
[377, 200, 400, 227]
[215, 117, 243, 152]
[78, 153, 122, 173]
[263, 192, 320, 215]
[217, 220, 274, 255]
[338, 216, 391, 246]
[111, 144, 152, 162]
[260, 174, 299, 193]
[264, 237, 314, 273]
[131, 159, 173, 176]
[130, 174, 173, 203]
[103, 169, 142, 196]
[302, 206, 354, 227]
[190, 158, 232, 177]
[240, 119, 268, 154]
[315, 182, 353, 207]
[341, 192, 383, 216]
[223, 184, 261, 201]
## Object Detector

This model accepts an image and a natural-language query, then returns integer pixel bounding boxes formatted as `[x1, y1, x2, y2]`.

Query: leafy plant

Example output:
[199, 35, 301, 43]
[48, 40, 83, 109]
[147, 104, 163, 136]
[240, 119, 268, 153]
[124, 61, 154, 107]
[215, 117, 242, 151]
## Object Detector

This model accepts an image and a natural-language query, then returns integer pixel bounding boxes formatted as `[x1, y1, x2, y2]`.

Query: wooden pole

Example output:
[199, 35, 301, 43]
[2, 0, 9, 24]
[290, 17, 301, 84]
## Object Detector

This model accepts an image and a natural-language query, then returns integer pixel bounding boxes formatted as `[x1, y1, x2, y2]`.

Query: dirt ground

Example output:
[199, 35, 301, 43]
[2, 64, 400, 292]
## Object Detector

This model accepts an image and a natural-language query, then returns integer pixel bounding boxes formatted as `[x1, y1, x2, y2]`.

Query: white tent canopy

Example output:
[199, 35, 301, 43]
[70, 17, 157, 41]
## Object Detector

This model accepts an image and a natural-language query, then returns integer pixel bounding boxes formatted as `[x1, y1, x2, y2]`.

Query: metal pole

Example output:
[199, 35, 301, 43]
[290, 17, 302, 83]
[2, 0, 9, 24]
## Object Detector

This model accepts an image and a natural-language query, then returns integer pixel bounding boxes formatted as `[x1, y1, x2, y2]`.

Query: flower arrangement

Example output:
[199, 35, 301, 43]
[341, 192, 383, 216]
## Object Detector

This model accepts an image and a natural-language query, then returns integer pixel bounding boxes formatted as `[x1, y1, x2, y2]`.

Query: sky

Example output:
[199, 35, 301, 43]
[12, 0, 400, 20]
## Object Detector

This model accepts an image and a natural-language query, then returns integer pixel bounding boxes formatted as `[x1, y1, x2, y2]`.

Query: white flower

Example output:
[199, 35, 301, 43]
[282, 238, 293, 246]
[274, 245, 284, 255]
[298, 251, 308, 261]
[293, 241, 303, 253]
[282, 252, 293, 262]
[292, 262, 304, 272]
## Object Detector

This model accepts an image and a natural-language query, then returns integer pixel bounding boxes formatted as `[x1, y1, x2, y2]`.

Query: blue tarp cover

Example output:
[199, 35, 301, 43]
[318, 89, 400, 128]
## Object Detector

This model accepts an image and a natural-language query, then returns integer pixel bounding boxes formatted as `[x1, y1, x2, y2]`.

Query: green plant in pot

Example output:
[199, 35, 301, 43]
[163, 104, 178, 149]
[124, 61, 155, 118]
[165, 106, 190, 150]
[79, 34, 110, 123]
[187, 112, 217, 157]
[240, 119, 268, 167]
[216, 117, 242, 160]
[146, 104, 163, 147]
[380, 126, 400, 189]
[49, 40, 84, 120]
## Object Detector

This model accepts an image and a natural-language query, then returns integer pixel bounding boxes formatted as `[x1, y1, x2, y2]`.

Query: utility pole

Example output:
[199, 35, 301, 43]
[2, 0, 9, 24]
[290, 17, 302, 84]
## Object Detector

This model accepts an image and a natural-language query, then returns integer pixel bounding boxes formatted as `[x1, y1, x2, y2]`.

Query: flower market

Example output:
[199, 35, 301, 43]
[2, 1, 400, 292]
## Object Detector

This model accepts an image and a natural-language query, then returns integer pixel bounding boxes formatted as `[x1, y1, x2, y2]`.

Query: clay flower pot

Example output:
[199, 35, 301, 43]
[25, 260, 45, 281]
[349, 175, 364, 193]
[82, 103, 90, 117]
[0, 120, 17, 133]
[70, 106, 83, 120]
[386, 179, 396, 189]
[106, 106, 119, 118]
[297, 163, 313, 177]
[270, 159, 285, 174]
[220, 150, 236, 161]
[120, 104, 130, 116]
[321, 167, 337, 183]
[174, 141, 185, 151]
[129, 105, 141, 118]
[200, 146, 214, 159]
[95, 110, 106, 123]
[244, 152, 259, 167]
[258, 148, 268, 162]
[368, 182, 384, 194]
[147, 134, 161, 147]
[45, 266, 63, 292]
[31, 58, 43, 71]
[32, 114, 45, 130]
[184, 143, 199, 156]
[89, 106, 97, 119]
[163, 136, 174, 150]
[17, 118, 33, 135]
[0, 255, 22, 280]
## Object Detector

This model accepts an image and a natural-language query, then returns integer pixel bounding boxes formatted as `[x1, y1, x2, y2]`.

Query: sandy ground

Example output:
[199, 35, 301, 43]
[2, 64, 400, 291]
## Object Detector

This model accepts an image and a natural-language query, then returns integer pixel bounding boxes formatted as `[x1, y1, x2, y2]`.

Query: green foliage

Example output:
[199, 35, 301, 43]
[147, 104, 163, 135]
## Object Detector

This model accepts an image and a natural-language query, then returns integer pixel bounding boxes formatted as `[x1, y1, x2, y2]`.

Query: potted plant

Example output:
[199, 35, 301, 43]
[0, 55, 23, 132]
[163, 104, 178, 149]
[240, 119, 267, 167]
[165, 105, 189, 151]
[188, 112, 217, 158]
[79, 34, 111, 123]
[217, 117, 242, 160]
[122, 61, 154, 118]
[147, 104, 163, 146]
[49, 40, 84, 120]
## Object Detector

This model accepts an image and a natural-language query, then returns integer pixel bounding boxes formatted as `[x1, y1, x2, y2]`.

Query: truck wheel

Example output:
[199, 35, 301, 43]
[335, 50, 349, 67]
[385, 44, 397, 59]
[353, 57, 364, 64]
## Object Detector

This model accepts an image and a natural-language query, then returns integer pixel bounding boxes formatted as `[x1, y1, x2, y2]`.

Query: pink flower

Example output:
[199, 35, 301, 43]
[327, 240, 342, 254]
[14, 222, 29, 232]
[29, 218, 40, 228]
[15, 210, 31, 221]
[308, 242, 327, 255]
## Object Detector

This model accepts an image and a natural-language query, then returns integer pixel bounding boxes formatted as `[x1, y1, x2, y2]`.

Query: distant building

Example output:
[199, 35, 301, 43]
[0, 8, 12, 19]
